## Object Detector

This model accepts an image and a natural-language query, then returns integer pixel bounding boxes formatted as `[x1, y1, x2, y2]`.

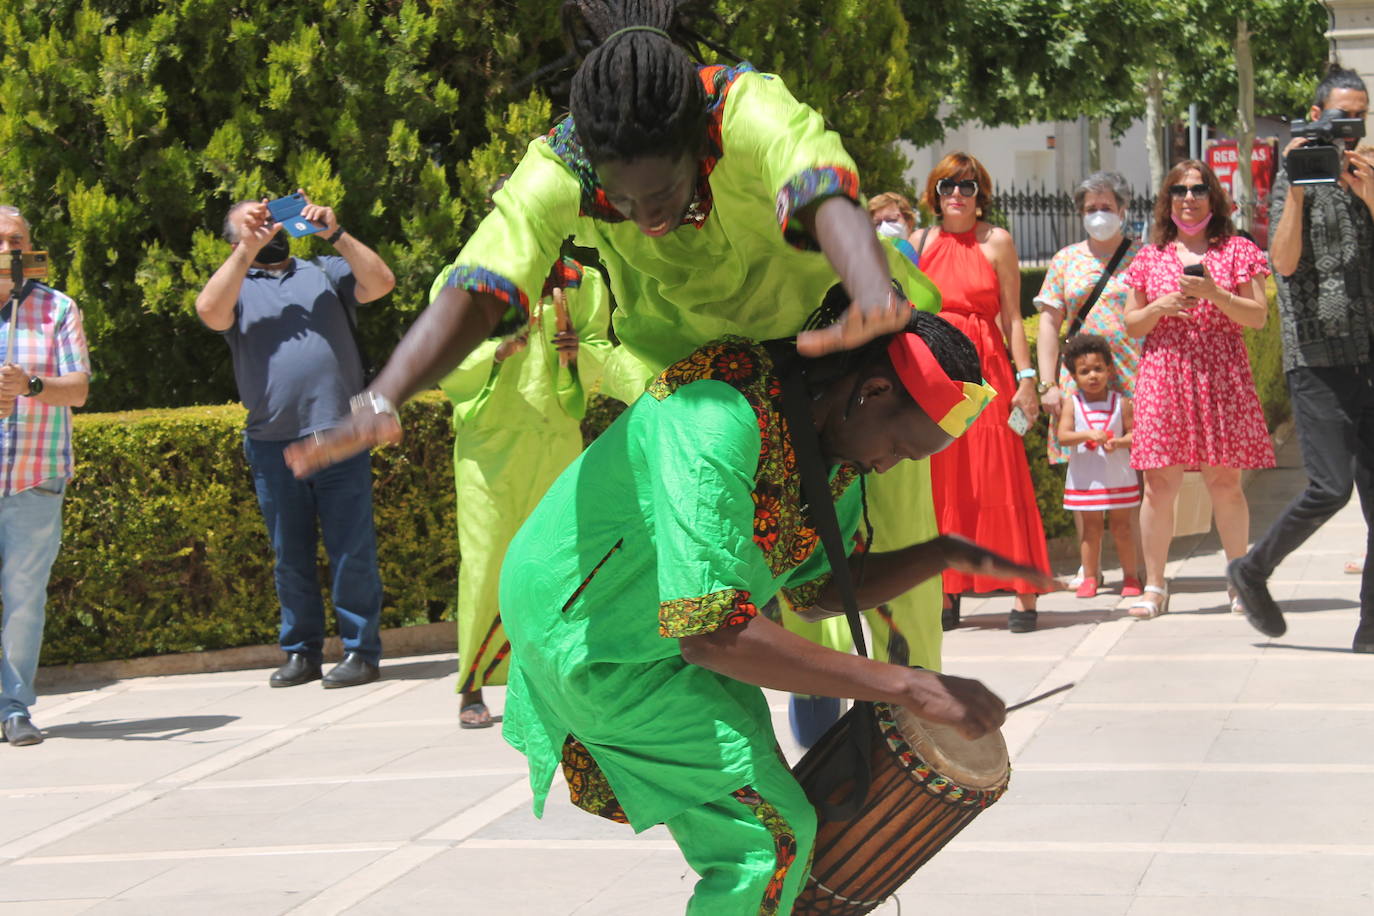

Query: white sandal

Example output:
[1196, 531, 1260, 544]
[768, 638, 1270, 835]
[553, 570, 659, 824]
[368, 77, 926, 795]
[1228, 588, 1245, 615]
[1128, 585, 1169, 619]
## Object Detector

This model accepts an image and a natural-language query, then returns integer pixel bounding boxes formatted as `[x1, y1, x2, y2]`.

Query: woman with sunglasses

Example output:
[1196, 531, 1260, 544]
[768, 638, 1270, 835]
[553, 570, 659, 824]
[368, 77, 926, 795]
[914, 152, 1051, 633]
[1122, 160, 1274, 619]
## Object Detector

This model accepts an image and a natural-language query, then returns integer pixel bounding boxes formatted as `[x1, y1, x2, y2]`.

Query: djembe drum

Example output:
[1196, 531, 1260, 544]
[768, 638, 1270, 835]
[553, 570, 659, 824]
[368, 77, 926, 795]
[791, 701, 1009, 915]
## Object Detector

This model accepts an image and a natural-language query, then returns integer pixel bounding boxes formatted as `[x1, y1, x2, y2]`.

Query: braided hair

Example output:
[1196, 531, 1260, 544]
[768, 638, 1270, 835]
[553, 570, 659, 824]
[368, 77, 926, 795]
[560, 1, 715, 164]
[798, 283, 982, 404]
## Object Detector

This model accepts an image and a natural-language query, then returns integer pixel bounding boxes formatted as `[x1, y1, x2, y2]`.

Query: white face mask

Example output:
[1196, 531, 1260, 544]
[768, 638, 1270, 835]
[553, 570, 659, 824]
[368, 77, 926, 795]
[1083, 210, 1123, 242]
[876, 220, 907, 239]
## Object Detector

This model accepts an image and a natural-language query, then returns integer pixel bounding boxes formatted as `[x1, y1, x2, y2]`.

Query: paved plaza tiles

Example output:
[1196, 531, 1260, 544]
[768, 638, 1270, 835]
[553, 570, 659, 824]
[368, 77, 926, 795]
[2, 435, 1372, 914]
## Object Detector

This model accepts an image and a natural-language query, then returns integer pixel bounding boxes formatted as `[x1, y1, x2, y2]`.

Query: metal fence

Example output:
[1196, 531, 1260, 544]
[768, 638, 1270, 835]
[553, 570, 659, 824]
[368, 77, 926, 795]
[991, 184, 1155, 266]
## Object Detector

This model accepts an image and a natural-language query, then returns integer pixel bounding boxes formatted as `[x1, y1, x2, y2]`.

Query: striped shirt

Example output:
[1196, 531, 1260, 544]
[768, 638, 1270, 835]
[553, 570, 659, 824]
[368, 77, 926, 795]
[0, 282, 90, 495]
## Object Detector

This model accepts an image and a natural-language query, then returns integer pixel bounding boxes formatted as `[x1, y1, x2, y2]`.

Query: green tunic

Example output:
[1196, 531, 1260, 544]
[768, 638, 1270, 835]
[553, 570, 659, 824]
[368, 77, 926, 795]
[440, 62, 947, 671]
[500, 339, 861, 831]
[435, 259, 614, 693]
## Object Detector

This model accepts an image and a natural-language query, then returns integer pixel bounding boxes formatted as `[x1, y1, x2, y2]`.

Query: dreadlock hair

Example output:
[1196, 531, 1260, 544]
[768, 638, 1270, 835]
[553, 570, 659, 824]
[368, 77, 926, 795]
[561, 1, 713, 164]
[1062, 333, 1113, 375]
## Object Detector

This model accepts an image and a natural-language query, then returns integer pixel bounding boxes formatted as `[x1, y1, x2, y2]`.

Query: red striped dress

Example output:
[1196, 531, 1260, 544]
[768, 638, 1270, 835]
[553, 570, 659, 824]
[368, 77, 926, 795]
[1063, 392, 1141, 512]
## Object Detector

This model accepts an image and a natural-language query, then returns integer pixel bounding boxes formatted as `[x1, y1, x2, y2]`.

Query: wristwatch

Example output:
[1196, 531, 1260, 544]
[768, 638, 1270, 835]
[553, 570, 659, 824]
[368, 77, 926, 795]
[23, 375, 43, 397]
[1036, 380, 1054, 395]
[325, 226, 346, 245]
[1015, 367, 1038, 383]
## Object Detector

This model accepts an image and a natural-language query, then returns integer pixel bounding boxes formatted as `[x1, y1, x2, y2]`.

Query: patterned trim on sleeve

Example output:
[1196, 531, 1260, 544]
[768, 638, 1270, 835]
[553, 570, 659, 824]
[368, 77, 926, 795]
[541, 257, 584, 297]
[730, 785, 799, 915]
[775, 166, 862, 250]
[446, 265, 530, 334]
[779, 574, 832, 615]
[659, 587, 759, 638]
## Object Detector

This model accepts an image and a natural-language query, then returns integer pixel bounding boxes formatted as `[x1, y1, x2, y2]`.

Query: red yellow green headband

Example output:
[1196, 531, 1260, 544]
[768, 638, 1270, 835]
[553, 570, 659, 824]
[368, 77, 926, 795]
[887, 333, 997, 437]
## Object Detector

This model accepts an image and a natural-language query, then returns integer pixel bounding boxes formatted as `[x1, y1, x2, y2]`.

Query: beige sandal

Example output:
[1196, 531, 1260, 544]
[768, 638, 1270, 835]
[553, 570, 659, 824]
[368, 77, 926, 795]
[1128, 585, 1169, 620]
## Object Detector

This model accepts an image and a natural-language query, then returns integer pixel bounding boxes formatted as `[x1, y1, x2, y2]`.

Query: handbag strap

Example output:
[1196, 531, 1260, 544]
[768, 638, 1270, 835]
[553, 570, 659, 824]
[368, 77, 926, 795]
[1066, 236, 1131, 339]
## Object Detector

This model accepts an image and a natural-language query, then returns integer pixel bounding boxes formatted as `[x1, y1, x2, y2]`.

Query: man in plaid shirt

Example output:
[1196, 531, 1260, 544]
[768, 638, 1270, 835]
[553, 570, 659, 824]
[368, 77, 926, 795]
[0, 206, 90, 747]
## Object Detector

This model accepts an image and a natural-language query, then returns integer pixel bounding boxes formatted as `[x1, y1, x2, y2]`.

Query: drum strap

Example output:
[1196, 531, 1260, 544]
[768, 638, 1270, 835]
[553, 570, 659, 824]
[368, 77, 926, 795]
[766, 339, 876, 820]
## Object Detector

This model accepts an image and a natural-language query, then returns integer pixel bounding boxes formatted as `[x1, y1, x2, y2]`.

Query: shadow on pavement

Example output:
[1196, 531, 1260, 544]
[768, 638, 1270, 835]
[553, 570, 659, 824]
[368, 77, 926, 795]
[960, 608, 1128, 632]
[381, 657, 457, 681]
[45, 715, 239, 741]
[1261, 642, 1364, 654]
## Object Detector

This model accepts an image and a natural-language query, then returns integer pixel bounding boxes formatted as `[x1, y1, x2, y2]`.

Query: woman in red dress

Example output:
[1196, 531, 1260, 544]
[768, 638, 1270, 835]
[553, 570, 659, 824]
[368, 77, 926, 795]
[916, 153, 1052, 633]
[1122, 160, 1274, 620]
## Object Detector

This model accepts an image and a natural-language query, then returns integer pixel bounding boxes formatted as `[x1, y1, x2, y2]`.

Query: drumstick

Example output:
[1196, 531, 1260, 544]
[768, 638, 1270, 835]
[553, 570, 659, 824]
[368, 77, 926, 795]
[1005, 682, 1075, 713]
[552, 287, 572, 368]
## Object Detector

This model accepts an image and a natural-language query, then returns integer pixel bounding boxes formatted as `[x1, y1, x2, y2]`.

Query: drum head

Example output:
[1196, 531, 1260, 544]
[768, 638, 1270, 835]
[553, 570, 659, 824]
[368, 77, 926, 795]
[896, 708, 1008, 791]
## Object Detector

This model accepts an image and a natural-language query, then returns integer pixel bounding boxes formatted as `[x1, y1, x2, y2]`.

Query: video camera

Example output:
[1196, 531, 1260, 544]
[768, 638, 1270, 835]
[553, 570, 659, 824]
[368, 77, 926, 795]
[1285, 107, 1366, 185]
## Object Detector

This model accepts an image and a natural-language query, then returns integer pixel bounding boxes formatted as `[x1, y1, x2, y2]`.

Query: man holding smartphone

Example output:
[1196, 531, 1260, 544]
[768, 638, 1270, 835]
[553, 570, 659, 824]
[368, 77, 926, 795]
[1228, 65, 1374, 653]
[196, 191, 395, 688]
[0, 205, 91, 746]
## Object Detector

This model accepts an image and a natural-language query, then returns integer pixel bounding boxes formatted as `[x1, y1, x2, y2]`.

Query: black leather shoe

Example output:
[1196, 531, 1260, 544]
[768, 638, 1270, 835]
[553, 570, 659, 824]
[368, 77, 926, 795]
[323, 652, 380, 689]
[1354, 640, 1374, 654]
[1008, 610, 1038, 633]
[1228, 557, 1285, 638]
[3, 715, 43, 746]
[270, 652, 322, 688]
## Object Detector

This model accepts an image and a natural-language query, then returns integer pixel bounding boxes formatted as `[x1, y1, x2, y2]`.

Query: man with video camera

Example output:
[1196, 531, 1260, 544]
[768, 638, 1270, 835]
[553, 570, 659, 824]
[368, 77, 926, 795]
[0, 206, 91, 747]
[196, 192, 394, 689]
[1229, 65, 1374, 654]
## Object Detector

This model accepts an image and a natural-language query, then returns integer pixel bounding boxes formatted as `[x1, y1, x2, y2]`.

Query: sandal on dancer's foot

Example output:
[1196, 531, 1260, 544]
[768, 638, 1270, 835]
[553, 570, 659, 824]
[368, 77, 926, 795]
[1228, 587, 1246, 615]
[1127, 585, 1169, 620]
[1120, 576, 1143, 598]
[1346, 557, 1365, 575]
[1075, 577, 1099, 599]
[459, 703, 495, 729]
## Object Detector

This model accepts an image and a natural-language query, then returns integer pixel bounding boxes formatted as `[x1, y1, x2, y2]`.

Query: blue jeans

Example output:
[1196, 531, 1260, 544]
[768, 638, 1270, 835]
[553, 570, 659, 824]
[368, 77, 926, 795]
[0, 477, 65, 721]
[244, 436, 383, 664]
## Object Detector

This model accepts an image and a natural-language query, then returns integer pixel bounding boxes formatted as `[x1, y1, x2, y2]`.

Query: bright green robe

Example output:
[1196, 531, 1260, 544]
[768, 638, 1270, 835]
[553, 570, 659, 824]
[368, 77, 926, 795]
[435, 259, 614, 693]
[440, 63, 946, 673]
[500, 340, 861, 831]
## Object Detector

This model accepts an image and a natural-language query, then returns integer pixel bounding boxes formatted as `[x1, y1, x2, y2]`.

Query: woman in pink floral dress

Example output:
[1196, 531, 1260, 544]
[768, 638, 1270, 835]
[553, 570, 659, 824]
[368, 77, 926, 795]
[1123, 160, 1275, 619]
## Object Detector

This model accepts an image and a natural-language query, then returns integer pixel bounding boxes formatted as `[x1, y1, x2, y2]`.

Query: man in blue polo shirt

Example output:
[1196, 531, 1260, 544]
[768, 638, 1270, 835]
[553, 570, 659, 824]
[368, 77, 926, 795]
[196, 192, 395, 688]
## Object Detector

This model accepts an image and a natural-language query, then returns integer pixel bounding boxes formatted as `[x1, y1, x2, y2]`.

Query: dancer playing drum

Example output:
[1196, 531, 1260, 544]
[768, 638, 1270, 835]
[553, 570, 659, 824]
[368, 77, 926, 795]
[497, 305, 1052, 913]
[288, 0, 952, 675]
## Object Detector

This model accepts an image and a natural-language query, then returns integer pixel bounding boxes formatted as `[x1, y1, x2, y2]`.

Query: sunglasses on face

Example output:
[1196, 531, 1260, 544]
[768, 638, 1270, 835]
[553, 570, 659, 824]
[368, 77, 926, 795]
[936, 178, 979, 198]
[1169, 183, 1209, 199]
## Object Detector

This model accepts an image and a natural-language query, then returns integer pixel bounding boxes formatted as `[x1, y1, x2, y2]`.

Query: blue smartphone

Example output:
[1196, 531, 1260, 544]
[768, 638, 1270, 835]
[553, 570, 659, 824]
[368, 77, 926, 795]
[266, 193, 325, 237]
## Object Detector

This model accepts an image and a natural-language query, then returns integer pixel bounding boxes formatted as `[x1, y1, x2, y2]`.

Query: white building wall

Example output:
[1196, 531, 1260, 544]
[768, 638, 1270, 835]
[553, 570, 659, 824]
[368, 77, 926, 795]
[897, 119, 1154, 200]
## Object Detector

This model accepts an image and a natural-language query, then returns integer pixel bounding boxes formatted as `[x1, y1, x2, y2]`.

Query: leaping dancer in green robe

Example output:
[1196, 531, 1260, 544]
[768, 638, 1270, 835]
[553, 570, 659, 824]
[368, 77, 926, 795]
[290, 0, 956, 696]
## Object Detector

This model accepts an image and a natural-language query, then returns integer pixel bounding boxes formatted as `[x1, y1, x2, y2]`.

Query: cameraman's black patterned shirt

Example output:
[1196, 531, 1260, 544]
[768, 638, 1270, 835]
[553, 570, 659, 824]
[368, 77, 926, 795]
[1269, 169, 1374, 370]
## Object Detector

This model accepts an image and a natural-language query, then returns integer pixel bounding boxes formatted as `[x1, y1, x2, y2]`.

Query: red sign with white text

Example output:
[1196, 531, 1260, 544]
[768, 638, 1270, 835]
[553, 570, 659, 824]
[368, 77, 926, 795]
[1206, 140, 1277, 248]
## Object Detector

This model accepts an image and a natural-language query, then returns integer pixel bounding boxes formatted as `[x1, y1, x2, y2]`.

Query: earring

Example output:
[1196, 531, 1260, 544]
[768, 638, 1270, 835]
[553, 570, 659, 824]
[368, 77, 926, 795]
[858, 396, 866, 406]
[976, 207, 983, 218]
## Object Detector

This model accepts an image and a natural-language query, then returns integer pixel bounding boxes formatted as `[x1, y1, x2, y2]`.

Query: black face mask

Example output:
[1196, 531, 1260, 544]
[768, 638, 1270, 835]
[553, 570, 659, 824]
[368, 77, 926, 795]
[255, 231, 290, 265]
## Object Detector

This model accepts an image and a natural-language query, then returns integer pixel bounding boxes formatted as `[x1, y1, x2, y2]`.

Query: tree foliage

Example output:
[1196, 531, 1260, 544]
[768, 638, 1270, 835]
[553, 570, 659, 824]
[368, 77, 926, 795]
[0, 1, 937, 411]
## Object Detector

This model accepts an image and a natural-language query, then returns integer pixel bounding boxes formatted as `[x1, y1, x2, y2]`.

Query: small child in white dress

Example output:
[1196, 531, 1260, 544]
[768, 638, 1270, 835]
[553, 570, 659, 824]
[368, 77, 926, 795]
[1057, 334, 1142, 599]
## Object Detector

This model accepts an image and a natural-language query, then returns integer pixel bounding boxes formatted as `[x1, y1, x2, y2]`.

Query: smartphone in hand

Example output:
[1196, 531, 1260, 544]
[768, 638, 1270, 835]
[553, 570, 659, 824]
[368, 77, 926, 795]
[1007, 405, 1031, 436]
[1181, 263, 1205, 278]
[266, 193, 326, 237]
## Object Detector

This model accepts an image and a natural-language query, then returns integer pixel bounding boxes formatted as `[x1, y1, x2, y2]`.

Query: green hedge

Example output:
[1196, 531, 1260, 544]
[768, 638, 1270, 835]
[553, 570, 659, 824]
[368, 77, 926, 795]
[42, 392, 457, 666]
[1022, 278, 1289, 542]
[44, 287, 1288, 665]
